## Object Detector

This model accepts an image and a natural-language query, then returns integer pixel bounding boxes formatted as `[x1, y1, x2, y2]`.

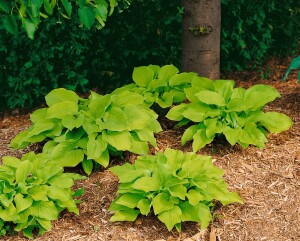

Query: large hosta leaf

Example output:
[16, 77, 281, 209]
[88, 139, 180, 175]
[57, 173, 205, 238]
[158, 205, 182, 231]
[244, 85, 280, 110]
[102, 130, 132, 150]
[45, 88, 78, 106]
[260, 112, 293, 133]
[132, 66, 154, 87]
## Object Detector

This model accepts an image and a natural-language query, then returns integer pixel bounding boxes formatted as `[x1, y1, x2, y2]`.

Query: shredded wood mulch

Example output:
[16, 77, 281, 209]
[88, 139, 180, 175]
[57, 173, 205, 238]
[0, 59, 299, 241]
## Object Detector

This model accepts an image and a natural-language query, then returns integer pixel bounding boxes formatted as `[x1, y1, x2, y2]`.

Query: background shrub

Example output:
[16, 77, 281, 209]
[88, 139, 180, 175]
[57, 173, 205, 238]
[0, 0, 299, 110]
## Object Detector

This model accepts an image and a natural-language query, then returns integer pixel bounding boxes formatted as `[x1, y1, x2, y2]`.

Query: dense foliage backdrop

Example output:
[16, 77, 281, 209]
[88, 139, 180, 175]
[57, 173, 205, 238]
[0, 0, 299, 109]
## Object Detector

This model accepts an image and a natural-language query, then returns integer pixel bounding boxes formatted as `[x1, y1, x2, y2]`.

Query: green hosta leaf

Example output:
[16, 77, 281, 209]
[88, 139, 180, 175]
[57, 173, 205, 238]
[0, 203, 19, 221]
[62, 114, 84, 130]
[82, 159, 93, 175]
[259, 112, 293, 133]
[214, 80, 235, 101]
[186, 189, 204, 205]
[14, 194, 33, 213]
[170, 89, 187, 103]
[36, 218, 52, 231]
[130, 134, 149, 155]
[223, 126, 241, 145]
[47, 186, 71, 202]
[135, 128, 156, 147]
[180, 202, 212, 229]
[94, 149, 110, 167]
[137, 199, 151, 215]
[45, 88, 79, 106]
[0, 193, 14, 207]
[102, 130, 132, 151]
[10, 129, 31, 149]
[111, 91, 145, 107]
[27, 120, 54, 137]
[47, 101, 78, 119]
[30, 108, 48, 123]
[181, 125, 198, 146]
[240, 123, 267, 148]
[231, 87, 246, 99]
[48, 175, 75, 188]
[132, 66, 154, 87]
[180, 202, 200, 222]
[78, 5, 95, 29]
[166, 104, 187, 121]
[169, 72, 196, 86]
[194, 90, 226, 106]
[2, 156, 21, 168]
[158, 205, 182, 231]
[51, 142, 84, 167]
[147, 118, 163, 133]
[204, 118, 224, 138]
[28, 185, 49, 201]
[110, 164, 143, 183]
[87, 134, 107, 159]
[147, 79, 167, 91]
[115, 194, 144, 209]
[164, 148, 184, 171]
[168, 185, 186, 200]
[226, 98, 252, 111]
[16, 160, 33, 183]
[192, 76, 214, 90]
[244, 84, 281, 110]
[132, 177, 160, 192]
[152, 193, 175, 215]
[156, 92, 174, 108]
[110, 209, 140, 222]
[88, 92, 111, 118]
[182, 103, 210, 122]
[30, 201, 59, 220]
[192, 129, 213, 152]
[102, 107, 128, 131]
[158, 65, 179, 81]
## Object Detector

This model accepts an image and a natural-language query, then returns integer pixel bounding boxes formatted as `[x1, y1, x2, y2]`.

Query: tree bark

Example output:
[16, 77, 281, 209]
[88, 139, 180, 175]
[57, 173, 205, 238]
[181, 0, 221, 79]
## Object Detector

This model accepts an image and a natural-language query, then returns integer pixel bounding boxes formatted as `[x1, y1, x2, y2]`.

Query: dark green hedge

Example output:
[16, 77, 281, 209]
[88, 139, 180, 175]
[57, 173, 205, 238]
[0, 0, 299, 109]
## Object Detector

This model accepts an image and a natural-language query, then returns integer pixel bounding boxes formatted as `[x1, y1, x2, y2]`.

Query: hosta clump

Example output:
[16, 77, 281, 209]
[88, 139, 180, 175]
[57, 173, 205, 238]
[112, 65, 197, 108]
[10, 88, 162, 174]
[0, 152, 85, 238]
[109, 148, 242, 231]
[166, 76, 293, 151]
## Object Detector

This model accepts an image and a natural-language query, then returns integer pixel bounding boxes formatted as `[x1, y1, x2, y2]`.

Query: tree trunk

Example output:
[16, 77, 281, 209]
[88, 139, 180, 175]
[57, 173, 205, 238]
[181, 0, 221, 79]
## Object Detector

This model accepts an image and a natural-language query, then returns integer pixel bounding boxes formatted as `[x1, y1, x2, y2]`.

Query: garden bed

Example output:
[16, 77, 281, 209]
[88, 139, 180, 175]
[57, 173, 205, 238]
[0, 70, 299, 240]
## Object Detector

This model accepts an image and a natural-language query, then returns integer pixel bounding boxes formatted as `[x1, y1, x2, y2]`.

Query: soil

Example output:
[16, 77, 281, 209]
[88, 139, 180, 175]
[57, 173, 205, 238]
[0, 57, 299, 241]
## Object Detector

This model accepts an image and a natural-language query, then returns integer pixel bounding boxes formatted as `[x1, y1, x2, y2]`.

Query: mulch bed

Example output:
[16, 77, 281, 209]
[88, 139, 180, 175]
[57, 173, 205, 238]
[0, 58, 299, 241]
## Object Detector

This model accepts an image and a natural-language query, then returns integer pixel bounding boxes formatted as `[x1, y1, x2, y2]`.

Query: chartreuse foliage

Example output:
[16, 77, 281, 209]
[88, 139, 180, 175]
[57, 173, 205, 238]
[109, 148, 242, 231]
[0, 152, 85, 238]
[10, 88, 162, 174]
[0, 0, 131, 39]
[167, 77, 293, 151]
[112, 65, 197, 108]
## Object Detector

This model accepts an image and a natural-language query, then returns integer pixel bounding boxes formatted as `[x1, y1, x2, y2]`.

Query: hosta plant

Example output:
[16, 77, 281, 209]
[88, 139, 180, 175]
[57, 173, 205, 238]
[112, 65, 197, 108]
[109, 148, 242, 231]
[166, 76, 293, 151]
[0, 152, 85, 238]
[10, 88, 162, 174]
